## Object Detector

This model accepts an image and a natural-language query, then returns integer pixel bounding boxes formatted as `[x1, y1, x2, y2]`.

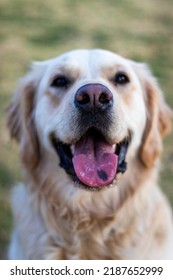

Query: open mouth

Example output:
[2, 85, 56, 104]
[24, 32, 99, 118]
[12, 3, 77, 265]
[51, 128, 129, 190]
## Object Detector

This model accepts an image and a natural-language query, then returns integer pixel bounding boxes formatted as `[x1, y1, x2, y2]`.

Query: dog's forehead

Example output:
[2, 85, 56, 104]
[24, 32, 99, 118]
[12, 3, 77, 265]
[51, 49, 130, 72]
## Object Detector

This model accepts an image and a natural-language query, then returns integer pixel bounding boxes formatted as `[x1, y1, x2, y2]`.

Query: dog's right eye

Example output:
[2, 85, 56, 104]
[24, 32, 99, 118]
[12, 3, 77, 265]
[51, 76, 70, 88]
[114, 72, 130, 85]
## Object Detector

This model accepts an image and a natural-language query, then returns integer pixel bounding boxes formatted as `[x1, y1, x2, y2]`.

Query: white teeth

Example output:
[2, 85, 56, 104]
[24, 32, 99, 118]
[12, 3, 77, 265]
[70, 145, 75, 156]
[108, 179, 117, 188]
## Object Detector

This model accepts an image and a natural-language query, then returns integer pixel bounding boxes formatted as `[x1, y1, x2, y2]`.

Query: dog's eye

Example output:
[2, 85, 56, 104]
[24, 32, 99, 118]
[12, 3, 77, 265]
[51, 76, 70, 88]
[114, 72, 130, 85]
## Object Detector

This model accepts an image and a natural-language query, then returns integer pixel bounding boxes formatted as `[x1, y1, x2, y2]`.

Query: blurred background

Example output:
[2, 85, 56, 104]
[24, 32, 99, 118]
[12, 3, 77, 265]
[0, 0, 173, 259]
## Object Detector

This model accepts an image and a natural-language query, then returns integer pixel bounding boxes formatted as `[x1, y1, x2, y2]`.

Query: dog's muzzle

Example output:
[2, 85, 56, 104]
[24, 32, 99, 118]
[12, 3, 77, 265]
[51, 83, 129, 190]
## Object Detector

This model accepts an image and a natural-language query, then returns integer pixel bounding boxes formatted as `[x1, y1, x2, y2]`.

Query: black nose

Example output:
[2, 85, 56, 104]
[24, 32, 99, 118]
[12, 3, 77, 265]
[74, 83, 113, 111]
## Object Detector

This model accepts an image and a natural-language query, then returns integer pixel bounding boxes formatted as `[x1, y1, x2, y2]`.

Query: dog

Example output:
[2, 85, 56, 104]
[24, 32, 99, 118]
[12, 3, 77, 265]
[7, 49, 173, 259]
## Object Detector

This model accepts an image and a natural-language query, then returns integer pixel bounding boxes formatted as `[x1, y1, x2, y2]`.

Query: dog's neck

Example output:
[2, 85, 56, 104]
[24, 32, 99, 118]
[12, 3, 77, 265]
[22, 156, 159, 259]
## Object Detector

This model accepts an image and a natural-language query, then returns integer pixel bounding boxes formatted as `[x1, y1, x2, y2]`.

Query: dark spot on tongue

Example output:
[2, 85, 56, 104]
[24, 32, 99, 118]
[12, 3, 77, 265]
[97, 170, 108, 181]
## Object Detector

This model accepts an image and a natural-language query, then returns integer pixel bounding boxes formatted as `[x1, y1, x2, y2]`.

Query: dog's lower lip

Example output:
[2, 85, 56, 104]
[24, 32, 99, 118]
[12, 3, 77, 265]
[51, 130, 129, 189]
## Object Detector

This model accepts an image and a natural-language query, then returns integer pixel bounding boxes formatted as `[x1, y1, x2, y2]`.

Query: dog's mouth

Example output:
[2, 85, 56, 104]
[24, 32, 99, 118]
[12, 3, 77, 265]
[51, 128, 129, 190]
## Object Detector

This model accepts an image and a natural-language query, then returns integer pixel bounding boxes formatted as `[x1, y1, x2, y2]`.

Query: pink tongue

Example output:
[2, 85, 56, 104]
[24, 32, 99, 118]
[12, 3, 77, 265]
[72, 134, 118, 187]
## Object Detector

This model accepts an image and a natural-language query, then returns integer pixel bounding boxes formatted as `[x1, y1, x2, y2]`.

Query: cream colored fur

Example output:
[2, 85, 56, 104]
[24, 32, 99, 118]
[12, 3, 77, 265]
[7, 49, 173, 259]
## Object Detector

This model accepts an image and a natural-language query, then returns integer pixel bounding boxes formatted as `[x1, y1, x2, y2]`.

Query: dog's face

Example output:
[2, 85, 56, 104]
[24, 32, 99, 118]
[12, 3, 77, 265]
[35, 50, 146, 189]
[7, 49, 172, 191]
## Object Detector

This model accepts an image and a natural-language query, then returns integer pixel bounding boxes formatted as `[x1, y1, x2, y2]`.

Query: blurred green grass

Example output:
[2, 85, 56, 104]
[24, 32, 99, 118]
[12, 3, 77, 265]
[0, 0, 173, 259]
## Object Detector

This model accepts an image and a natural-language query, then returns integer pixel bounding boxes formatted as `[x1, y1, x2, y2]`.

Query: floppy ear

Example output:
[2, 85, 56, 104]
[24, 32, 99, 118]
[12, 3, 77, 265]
[132, 63, 172, 168]
[7, 64, 43, 171]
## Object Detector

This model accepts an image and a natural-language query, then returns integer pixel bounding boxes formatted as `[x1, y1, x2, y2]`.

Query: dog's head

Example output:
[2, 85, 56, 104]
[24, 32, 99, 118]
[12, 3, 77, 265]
[7, 49, 172, 191]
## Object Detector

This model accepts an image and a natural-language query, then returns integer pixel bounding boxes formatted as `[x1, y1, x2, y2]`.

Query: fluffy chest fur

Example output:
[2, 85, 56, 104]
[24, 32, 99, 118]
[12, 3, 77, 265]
[10, 169, 173, 260]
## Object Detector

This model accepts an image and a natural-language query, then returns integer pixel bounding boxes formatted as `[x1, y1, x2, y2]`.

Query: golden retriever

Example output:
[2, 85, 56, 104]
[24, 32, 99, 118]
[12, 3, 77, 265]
[7, 49, 173, 259]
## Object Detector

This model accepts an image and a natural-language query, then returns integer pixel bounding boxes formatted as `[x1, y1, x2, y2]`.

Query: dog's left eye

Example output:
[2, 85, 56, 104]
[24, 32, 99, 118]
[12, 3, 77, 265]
[51, 76, 70, 88]
[114, 72, 130, 85]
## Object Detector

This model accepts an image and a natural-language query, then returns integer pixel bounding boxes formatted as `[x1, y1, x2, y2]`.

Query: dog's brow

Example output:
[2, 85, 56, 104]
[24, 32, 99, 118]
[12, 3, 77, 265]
[53, 65, 81, 79]
[100, 65, 127, 79]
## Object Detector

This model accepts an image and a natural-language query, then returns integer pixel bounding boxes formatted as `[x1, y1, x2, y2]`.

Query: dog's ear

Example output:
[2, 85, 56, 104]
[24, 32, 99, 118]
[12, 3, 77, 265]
[7, 62, 46, 171]
[132, 62, 173, 168]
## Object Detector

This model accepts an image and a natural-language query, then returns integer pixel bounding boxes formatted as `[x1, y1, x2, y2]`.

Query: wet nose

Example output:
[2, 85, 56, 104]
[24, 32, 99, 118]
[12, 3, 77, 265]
[74, 83, 113, 111]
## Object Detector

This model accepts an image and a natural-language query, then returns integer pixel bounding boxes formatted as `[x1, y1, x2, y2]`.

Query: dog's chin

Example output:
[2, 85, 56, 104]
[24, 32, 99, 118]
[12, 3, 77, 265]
[51, 128, 130, 191]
